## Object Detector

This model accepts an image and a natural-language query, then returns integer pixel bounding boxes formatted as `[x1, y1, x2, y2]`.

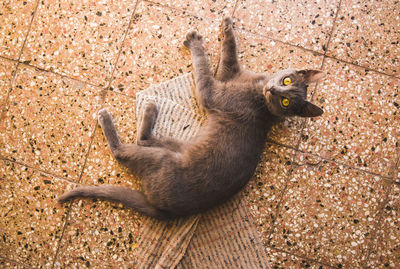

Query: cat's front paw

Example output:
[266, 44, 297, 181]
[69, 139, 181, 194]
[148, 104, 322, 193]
[98, 108, 112, 127]
[144, 101, 158, 119]
[222, 16, 234, 34]
[183, 30, 203, 49]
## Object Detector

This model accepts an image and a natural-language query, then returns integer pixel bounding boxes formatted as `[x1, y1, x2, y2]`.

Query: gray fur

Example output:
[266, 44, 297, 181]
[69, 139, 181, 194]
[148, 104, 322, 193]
[58, 17, 324, 220]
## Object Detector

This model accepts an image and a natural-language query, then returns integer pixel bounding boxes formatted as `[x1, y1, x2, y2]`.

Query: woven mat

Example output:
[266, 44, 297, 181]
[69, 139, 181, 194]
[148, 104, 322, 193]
[135, 73, 269, 268]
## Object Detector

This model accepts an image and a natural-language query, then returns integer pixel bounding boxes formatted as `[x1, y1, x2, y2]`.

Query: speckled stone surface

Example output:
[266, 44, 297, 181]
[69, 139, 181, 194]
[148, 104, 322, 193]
[0, 64, 101, 180]
[81, 91, 140, 189]
[328, 0, 400, 76]
[367, 184, 400, 268]
[246, 144, 294, 244]
[0, 160, 75, 267]
[53, 91, 143, 267]
[0, 58, 16, 113]
[235, 0, 339, 53]
[152, 0, 236, 19]
[236, 30, 324, 146]
[270, 152, 389, 268]
[0, 0, 37, 59]
[264, 247, 331, 269]
[0, 0, 399, 267]
[300, 58, 399, 177]
[236, 30, 324, 75]
[20, 0, 137, 86]
[0, 258, 27, 269]
[55, 199, 142, 268]
[111, 1, 221, 96]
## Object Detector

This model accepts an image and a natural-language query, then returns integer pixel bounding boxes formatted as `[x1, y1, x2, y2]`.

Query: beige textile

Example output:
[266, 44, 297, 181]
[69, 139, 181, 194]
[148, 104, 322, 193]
[135, 74, 269, 268]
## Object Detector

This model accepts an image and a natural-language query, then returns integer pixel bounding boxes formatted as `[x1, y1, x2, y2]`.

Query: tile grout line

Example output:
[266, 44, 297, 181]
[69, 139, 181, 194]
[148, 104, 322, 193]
[102, 0, 141, 99]
[311, 0, 342, 102]
[263, 121, 309, 252]
[3, 60, 137, 100]
[0, 1, 395, 267]
[322, 54, 400, 79]
[0, 255, 30, 268]
[142, 0, 206, 20]
[232, 0, 305, 255]
[15, 0, 41, 63]
[362, 182, 394, 267]
[267, 246, 338, 269]
[49, 201, 74, 269]
[0, 0, 40, 119]
[76, 124, 100, 185]
[362, 148, 400, 267]
[238, 27, 325, 57]
[232, 2, 331, 266]
[0, 157, 76, 268]
[264, 0, 343, 266]
[231, 0, 241, 16]
[263, 155, 297, 244]
[18, 62, 102, 88]
[0, 55, 18, 63]
[49, 124, 100, 269]
[0, 0, 40, 123]
[319, 0, 343, 72]
[2, 0, 396, 99]
[267, 139, 398, 183]
[49, 1, 142, 267]
[0, 156, 78, 186]
[305, 2, 400, 264]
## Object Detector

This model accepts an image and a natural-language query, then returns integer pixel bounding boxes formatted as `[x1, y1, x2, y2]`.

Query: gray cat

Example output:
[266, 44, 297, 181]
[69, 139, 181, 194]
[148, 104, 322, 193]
[58, 17, 324, 219]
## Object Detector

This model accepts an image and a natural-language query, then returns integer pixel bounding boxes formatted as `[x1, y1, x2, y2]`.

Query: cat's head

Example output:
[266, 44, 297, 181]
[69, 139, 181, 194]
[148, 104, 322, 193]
[263, 69, 324, 118]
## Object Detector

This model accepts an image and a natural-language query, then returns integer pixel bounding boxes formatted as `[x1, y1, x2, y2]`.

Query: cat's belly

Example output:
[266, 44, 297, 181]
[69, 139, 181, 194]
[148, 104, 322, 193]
[165, 148, 261, 215]
[148, 120, 267, 215]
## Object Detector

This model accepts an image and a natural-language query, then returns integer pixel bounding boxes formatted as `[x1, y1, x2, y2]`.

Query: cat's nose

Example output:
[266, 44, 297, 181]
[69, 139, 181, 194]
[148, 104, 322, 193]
[268, 88, 277, 95]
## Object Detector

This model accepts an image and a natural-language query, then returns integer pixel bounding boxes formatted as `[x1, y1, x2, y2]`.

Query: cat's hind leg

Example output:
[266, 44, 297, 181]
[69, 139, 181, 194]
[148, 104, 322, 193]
[98, 108, 123, 152]
[97, 108, 160, 173]
[137, 101, 158, 142]
[215, 17, 241, 81]
[137, 102, 184, 152]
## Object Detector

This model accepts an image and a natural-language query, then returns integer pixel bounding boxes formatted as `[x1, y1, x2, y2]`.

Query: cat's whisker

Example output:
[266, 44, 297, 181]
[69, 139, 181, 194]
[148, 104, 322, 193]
[58, 16, 324, 220]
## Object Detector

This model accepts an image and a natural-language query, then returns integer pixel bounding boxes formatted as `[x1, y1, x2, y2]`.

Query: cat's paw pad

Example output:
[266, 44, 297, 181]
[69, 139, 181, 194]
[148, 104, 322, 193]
[183, 30, 203, 48]
[98, 108, 109, 117]
[144, 102, 158, 118]
[222, 16, 234, 33]
[98, 108, 111, 124]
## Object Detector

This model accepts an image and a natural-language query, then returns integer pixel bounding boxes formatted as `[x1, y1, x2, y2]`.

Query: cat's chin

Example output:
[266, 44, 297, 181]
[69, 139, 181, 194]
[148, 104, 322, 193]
[263, 90, 272, 101]
[264, 92, 280, 117]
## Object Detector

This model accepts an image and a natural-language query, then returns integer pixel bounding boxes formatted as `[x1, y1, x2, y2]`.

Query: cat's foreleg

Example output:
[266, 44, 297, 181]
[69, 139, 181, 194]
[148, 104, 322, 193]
[184, 30, 216, 110]
[216, 16, 241, 81]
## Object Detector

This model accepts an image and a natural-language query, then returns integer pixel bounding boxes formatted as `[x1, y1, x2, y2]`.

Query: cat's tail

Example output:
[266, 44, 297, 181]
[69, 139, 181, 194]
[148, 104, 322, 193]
[58, 185, 171, 220]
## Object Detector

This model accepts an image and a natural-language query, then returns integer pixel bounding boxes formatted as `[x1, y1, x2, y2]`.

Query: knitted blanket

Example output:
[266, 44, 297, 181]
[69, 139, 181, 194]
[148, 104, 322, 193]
[135, 73, 269, 268]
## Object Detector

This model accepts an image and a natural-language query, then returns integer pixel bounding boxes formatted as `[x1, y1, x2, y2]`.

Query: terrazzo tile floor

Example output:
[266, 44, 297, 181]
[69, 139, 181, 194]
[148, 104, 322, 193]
[0, 0, 399, 268]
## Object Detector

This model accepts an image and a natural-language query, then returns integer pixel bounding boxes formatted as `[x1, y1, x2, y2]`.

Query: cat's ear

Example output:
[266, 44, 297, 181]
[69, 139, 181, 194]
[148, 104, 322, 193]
[298, 69, 325, 84]
[296, 101, 323, 117]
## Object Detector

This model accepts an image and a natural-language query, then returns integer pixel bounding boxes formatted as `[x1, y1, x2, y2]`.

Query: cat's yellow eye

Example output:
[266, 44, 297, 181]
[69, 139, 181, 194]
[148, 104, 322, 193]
[283, 77, 292, 86]
[281, 97, 290, 107]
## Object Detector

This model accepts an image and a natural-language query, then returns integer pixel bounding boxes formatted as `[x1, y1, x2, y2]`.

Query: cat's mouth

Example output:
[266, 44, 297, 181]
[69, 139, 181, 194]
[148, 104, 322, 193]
[262, 85, 273, 96]
[262, 88, 273, 103]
